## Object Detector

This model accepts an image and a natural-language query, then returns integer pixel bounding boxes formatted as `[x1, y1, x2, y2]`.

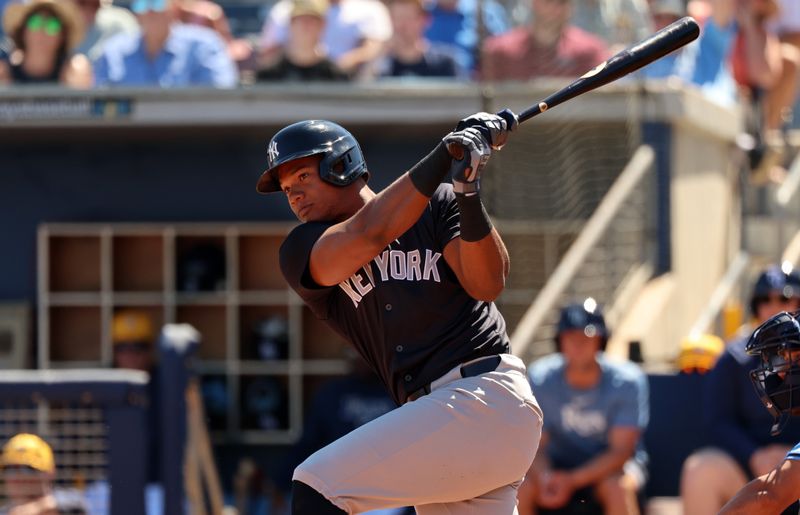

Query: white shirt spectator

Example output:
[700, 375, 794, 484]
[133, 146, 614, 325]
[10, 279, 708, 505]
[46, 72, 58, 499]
[259, 0, 392, 59]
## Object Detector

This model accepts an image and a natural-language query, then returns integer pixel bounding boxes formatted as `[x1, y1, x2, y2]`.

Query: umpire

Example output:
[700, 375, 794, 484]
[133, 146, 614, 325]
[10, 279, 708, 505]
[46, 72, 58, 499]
[256, 115, 543, 514]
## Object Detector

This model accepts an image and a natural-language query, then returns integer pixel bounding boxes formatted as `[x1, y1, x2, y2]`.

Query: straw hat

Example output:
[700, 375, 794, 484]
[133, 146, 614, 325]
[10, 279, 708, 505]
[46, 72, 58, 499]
[2, 0, 85, 52]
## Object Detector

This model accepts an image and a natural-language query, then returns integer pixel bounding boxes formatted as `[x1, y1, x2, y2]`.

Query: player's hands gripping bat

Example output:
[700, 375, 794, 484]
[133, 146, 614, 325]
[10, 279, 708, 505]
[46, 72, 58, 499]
[443, 127, 491, 196]
[456, 109, 519, 149]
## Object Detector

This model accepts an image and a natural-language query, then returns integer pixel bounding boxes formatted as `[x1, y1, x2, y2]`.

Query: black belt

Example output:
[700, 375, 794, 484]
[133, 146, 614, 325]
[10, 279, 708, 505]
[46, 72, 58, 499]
[405, 355, 502, 404]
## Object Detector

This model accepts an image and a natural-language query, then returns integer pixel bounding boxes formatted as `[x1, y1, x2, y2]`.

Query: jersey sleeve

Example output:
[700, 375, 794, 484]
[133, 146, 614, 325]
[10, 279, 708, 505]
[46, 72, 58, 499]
[431, 184, 461, 249]
[787, 442, 800, 461]
[279, 222, 335, 318]
[611, 365, 649, 430]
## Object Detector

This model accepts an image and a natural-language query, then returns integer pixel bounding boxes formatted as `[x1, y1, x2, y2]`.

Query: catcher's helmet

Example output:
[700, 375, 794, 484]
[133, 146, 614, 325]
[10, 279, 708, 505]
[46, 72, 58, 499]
[555, 298, 609, 351]
[750, 263, 800, 316]
[746, 310, 800, 434]
[256, 120, 368, 194]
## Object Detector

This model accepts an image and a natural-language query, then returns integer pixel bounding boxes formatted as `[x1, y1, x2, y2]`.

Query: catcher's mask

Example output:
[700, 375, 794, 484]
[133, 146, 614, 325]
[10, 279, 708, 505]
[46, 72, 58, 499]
[746, 310, 800, 435]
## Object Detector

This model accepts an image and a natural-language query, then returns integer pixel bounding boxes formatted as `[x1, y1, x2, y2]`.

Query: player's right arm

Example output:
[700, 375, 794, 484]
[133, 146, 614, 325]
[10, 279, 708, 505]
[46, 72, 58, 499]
[719, 457, 800, 514]
[309, 147, 452, 287]
[309, 116, 512, 288]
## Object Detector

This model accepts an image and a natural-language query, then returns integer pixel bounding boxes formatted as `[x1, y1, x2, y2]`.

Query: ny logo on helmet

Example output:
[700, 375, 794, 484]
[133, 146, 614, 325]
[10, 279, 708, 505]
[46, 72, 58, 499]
[267, 140, 279, 162]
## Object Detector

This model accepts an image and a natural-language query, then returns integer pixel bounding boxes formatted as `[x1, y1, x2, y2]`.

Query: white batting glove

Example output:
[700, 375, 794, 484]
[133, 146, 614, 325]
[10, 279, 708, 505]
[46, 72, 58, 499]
[442, 127, 491, 196]
[455, 109, 518, 150]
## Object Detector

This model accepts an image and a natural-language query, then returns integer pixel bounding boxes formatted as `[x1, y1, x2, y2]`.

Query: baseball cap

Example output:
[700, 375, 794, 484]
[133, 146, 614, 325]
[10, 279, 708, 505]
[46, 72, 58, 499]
[1, 434, 55, 474]
[676, 332, 724, 373]
[290, 0, 327, 19]
[112, 310, 154, 345]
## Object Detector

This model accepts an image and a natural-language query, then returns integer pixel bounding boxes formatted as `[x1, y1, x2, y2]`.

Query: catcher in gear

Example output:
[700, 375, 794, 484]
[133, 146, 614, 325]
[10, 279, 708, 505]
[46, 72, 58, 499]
[720, 310, 800, 514]
[256, 113, 543, 514]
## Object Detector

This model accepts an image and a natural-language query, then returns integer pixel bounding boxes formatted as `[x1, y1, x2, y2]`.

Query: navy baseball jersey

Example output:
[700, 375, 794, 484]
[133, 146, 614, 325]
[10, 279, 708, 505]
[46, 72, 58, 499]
[279, 184, 510, 405]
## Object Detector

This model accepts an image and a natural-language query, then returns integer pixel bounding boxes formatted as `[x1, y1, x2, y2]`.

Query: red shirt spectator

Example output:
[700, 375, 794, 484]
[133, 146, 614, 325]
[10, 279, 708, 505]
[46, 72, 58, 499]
[481, 24, 608, 80]
[480, 0, 608, 80]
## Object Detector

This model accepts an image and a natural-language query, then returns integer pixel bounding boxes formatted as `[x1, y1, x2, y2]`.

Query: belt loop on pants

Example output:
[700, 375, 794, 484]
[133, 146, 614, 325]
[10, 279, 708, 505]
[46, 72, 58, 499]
[405, 354, 502, 404]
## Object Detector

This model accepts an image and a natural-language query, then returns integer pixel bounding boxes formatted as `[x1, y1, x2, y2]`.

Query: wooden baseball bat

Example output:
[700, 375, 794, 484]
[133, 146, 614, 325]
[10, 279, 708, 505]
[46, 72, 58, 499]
[515, 16, 700, 123]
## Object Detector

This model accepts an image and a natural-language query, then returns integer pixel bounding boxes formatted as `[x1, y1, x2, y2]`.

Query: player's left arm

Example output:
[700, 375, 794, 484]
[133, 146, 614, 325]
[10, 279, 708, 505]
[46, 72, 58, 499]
[719, 457, 800, 514]
[442, 111, 516, 301]
[444, 228, 509, 301]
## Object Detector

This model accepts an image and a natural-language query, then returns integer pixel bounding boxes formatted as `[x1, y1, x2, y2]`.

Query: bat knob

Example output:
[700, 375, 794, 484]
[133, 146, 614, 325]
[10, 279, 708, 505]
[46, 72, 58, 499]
[496, 108, 519, 131]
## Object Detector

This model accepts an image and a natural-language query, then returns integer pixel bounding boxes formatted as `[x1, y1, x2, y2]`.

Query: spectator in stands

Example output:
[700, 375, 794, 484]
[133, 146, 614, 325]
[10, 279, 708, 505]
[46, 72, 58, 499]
[641, 0, 685, 78]
[674, 0, 782, 108]
[423, 0, 509, 74]
[571, 0, 651, 53]
[73, 0, 138, 61]
[175, 0, 256, 77]
[92, 0, 238, 88]
[766, 0, 800, 132]
[256, 0, 348, 82]
[680, 263, 800, 515]
[0, 0, 92, 87]
[112, 310, 156, 372]
[480, 0, 609, 81]
[372, 0, 464, 79]
[257, 0, 391, 77]
[517, 298, 648, 515]
[0, 433, 87, 514]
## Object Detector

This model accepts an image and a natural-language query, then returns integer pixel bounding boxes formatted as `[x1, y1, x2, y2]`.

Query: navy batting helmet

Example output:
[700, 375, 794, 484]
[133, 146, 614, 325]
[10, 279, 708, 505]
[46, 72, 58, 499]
[750, 263, 800, 316]
[256, 120, 368, 194]
[555, 298, 609, 351]
[745, 310, 800, 434]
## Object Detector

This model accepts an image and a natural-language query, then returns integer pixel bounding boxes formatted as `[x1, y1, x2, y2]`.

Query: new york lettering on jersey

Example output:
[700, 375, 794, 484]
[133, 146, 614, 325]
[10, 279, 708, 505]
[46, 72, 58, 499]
[338, 248, 442, 308]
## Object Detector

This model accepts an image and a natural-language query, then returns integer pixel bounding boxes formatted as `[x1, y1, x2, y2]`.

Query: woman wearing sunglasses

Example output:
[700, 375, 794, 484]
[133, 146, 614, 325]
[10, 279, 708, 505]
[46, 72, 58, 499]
[0, 0, 92, 87]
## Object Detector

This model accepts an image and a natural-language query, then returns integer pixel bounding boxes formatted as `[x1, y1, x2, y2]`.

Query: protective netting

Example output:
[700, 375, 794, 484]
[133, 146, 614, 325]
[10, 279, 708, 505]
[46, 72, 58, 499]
[481, 90, 656, 358]
[0, 402, 109, 514]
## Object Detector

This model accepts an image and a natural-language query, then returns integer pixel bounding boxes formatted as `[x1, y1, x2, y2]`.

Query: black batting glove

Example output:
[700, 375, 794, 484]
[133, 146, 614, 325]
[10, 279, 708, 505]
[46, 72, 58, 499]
[455, 109, 518, 150]
[442, 127, 491, 196]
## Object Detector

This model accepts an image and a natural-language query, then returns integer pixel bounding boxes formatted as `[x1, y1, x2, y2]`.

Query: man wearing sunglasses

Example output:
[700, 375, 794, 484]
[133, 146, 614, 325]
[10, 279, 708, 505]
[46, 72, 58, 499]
[0, 0, 92, 87]
[93, 0, 237, 87]
[681, 263, 800, 515]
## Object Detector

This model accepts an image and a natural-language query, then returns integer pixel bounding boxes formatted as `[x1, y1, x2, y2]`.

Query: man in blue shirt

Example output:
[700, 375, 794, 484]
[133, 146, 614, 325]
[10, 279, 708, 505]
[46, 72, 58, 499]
[424, 0, 508, 73]
[518, 298, 648, 515]
[93, 0, 237, 87]
[719, 310, 800, 514]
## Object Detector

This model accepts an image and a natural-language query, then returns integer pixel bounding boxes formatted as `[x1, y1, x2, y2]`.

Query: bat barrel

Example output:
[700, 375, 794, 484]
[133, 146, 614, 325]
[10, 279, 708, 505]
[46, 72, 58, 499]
[514, 16, 700, 124]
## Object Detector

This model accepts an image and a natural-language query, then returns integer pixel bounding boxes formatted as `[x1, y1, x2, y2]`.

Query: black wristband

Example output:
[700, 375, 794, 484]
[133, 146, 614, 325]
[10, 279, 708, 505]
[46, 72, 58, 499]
[456, 193, 493, 242]
[408, 141, 452, 197]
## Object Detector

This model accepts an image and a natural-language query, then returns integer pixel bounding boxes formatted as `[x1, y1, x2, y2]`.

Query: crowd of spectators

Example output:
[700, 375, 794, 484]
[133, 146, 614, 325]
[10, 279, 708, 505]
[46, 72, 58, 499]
[1, 0, 798, 170]
[0, 0, 791, 92]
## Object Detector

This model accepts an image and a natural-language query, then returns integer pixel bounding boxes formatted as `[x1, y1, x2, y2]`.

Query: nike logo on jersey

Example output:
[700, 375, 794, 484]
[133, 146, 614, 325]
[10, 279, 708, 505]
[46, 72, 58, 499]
[338, 249, 442, 308]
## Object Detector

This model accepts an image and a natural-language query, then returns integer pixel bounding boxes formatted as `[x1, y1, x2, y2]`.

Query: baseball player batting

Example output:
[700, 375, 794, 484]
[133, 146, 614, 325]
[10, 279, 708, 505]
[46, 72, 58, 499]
[256, 113, 543, 514]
